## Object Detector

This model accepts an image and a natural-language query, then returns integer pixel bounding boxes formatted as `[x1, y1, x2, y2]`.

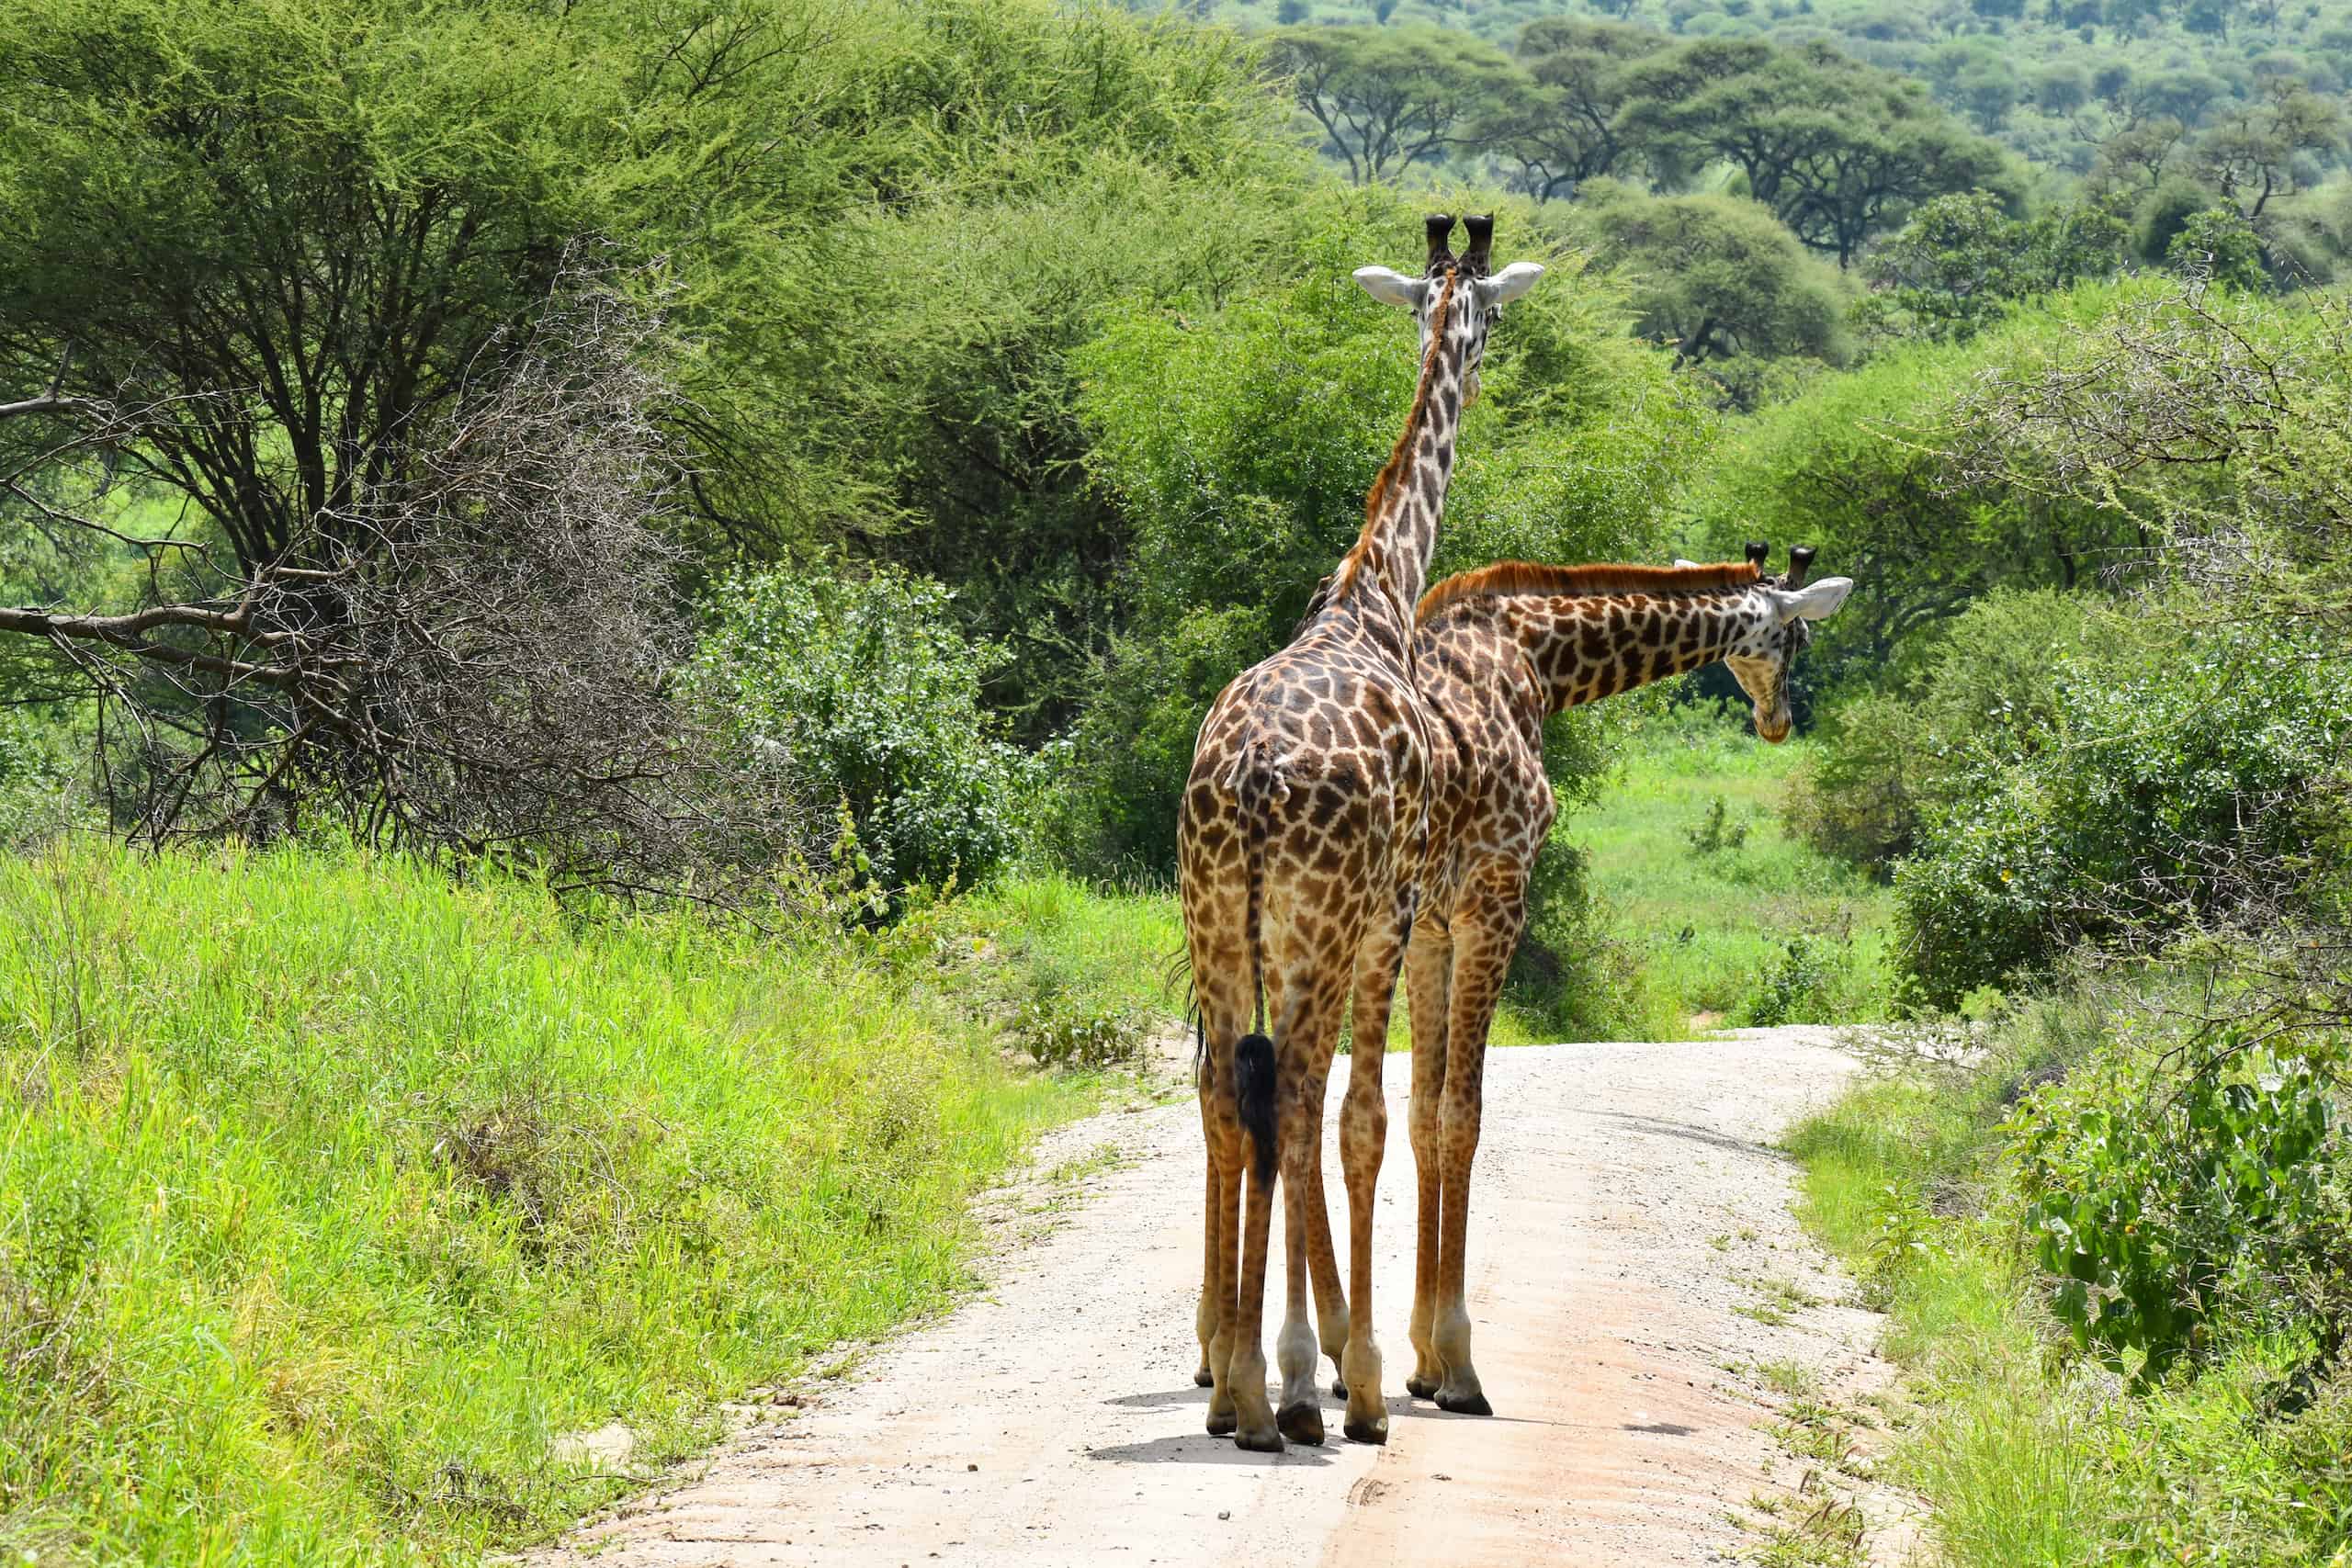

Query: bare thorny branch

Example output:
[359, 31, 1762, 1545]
[0, 260, 807, 901]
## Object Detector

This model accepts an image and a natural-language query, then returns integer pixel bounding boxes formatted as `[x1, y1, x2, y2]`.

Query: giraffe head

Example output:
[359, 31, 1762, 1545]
[1351, 214, 1544, 399]
[1718, 544, 1853, 743]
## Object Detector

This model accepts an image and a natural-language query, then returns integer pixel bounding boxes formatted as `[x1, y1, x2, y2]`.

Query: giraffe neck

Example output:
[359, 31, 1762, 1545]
[1333, 286, 1475, 630]
[1507, 589, 1772, 711]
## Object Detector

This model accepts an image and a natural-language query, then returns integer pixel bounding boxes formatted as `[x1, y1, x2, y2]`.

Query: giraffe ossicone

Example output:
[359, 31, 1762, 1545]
[1176, 212, 1544, 1454]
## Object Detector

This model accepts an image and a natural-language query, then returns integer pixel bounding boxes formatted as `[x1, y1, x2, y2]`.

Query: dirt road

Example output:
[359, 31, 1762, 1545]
[535, 1028, 1914, 1566]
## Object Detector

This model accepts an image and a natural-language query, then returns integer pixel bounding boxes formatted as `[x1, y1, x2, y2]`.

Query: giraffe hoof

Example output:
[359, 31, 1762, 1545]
[1206, 1409, 1238, 1437]
[1406, 1375, 1440, 1400]
[1235, 1424, 1285, 1454]
[1194, 1366, 1215, 1389]
[1436, 1388, 1493, 1417]
[1330, 1376, 1348, 1399]
[1277, 1401, 1326, 1446]
[1344, 1415, 1390, 1445]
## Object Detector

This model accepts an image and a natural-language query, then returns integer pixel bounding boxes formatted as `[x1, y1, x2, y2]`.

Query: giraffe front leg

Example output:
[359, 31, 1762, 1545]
[1404, 921, 1452, 1401]
[1432, 1047, 1489, 1417]
[1431, 883, 1521, 1417]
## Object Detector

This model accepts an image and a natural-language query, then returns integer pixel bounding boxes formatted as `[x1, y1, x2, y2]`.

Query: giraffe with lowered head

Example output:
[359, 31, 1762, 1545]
[1179, 213, 1544, 1453]
[1395, 543, 1853, 1415]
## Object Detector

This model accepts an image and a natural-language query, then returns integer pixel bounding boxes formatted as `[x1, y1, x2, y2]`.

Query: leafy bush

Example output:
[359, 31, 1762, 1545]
[0, 707, 71, 841]
[2017, 1045, 2342, 1382]
[1787, 588, 2116, 872]
[1747, 933, 1841, 1026]
[687, 569, 1036, 898]
[1507, 816, 1670, 1043]
[1893, 615, 2352, 1007]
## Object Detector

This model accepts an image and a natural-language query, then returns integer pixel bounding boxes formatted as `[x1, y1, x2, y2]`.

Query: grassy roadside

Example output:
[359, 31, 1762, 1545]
[1787, 1015, 2352, 1566]
[0, 843, 1176, 1566]
[1566, 708, 1895, 1035]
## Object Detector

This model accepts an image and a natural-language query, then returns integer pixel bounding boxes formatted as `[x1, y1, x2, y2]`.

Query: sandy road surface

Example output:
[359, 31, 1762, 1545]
[534, 1029, 1914, 1566]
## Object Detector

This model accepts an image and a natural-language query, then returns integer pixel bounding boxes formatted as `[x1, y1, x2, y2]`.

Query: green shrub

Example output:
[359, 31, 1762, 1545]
[1788, 589, 2114, 873]
[1683, 794, 1750, 854]
[1893, 615, 2352, 1007]
[2016, 1043, 2342, 1382]
[686, 568, 1036, 898]
[1507, 824, 1666, 1043]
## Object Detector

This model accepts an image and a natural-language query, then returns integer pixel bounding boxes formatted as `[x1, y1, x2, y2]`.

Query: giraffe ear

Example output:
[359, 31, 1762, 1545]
[1479, 262, 1545, 307]
[1353, 266, 1429, 310]
[1768, 576, 1855, 624]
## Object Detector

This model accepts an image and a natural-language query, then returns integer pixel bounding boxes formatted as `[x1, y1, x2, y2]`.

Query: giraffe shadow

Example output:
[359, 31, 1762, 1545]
[1584, 1111, 1772, 1158]
[1084, 1432, 1340, 1467]
[1103, 1387, 1212, 1410]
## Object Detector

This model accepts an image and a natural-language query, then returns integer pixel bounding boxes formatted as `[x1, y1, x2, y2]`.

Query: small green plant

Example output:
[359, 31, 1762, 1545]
[1749, 934, 1839, 1027]
[1686, 795, 1752, 855]
[1859, 1178, 1942, 1310]
[2017, 1048, 2337, 1383]
[1013, 987, 1146, 1071]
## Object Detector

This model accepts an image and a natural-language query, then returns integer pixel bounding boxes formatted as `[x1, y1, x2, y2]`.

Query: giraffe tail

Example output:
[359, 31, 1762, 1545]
[1235, 1032, 1277, 1185]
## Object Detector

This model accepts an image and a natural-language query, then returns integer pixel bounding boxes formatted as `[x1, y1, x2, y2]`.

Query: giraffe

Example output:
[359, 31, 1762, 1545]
[1399, 545, 1854, 1415]
[1178, 213, 1545, 1454]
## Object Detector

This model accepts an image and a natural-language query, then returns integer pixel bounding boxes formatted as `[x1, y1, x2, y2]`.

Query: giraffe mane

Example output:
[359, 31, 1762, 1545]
[1329, 267, 1463, 605]
[1415, 560, 1761, 626]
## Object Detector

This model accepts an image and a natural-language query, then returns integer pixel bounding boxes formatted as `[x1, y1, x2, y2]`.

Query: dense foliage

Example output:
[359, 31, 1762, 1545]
[686, 570, 1037, 898]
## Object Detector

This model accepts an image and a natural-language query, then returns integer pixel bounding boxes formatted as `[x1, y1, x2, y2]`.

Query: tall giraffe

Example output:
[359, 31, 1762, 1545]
[1179, 214, 1544, 1453]
[1398, 546, 1854, 1415]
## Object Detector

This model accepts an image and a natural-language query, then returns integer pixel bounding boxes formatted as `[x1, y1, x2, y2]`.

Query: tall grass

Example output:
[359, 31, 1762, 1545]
[1788, 1021, 2352, 1565]
[0, 842, 1119, 1565]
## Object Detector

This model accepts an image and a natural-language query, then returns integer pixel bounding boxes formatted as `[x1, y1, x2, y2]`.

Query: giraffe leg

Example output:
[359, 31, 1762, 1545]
[1275, 1061, 1327, 1447]
[1404, 919, 1453, 1401]
[1188, 954, 1254, 1439]
[1230, 1117, 1283, 1451]
[1432, 877, 1523, 1417]
[1205, 1108, 1243, 1437]
[1298, 1055, 1349, 1396]
[1194, 1077, 1220, 1390]
[1338, 906, 1403, 1444]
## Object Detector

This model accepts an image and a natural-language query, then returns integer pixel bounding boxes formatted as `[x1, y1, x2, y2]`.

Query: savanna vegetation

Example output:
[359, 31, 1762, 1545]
[4, 0, 2350, 1559]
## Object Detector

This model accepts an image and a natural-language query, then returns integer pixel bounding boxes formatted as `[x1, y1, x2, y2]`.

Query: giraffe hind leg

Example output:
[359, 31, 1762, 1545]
[1404, 919, 1452, 1401]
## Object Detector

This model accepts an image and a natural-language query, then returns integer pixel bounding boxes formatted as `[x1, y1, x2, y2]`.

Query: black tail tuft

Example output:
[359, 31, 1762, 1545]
[1235, 1032, 1278, 1184]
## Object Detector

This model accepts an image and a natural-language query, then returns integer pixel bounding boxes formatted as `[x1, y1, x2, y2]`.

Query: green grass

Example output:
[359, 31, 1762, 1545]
[1789, 1065, 2352, 1565]
[0, 844, 1169, 1566]
[1568, 707, 1895, 1032]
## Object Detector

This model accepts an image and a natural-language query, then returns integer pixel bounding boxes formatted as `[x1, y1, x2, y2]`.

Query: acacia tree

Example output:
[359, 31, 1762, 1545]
[1614, 38, 2013, 265]
[2191, 80, 2346, 219]
[1478, 18, 1668, 201]
[0, 0, 831, 878]
[1269, 26, 1522, 186]
[1572, 183, 1846, 370]
[0, 271, 800, 886]
[1858, 191, 2131, 342]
